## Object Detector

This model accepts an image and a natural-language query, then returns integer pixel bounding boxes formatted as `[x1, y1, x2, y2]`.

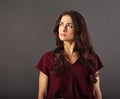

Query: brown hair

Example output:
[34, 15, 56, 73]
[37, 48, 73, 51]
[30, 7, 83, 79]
[52, 10, 97, 83]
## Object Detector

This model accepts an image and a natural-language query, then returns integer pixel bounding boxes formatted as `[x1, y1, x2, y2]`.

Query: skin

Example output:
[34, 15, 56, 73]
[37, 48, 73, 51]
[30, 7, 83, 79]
[38, 72, 48, 99]
[38, 15, 102, 99]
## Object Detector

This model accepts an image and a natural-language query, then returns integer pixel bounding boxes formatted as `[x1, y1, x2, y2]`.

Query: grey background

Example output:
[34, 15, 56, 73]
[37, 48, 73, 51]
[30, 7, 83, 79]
[0, 0, 119, 99]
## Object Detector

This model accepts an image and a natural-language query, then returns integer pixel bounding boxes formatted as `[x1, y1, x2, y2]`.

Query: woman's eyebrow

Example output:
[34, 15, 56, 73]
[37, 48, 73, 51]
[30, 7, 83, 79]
[59, 22, 73, 24]
[67, 23, 73, 25]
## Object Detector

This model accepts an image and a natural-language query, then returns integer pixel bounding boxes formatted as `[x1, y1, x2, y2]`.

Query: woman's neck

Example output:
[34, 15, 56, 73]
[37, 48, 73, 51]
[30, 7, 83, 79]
[63, 41, 75, 55]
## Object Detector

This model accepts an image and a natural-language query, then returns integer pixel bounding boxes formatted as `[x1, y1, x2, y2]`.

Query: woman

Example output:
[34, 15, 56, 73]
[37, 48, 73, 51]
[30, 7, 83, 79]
[36, 10, 104, 99]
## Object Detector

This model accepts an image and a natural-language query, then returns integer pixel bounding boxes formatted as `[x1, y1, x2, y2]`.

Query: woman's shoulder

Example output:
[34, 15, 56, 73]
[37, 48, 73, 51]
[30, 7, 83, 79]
[94, 52, 104, 71]
[42, 50, 54, 58]
[36, 50, 55, 75]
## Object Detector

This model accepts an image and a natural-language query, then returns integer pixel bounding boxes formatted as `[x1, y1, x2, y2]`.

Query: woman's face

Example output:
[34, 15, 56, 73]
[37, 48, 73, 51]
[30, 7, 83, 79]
[58, 15, 75, 42]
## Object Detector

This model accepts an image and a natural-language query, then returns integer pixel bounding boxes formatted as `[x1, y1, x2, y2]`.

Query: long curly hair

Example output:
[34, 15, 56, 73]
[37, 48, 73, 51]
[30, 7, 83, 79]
[51, 10, 98, 83]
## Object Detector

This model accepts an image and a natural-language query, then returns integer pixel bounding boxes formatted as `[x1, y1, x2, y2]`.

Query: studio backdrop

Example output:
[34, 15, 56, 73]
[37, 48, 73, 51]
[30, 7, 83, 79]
[0, 0, 120, 99]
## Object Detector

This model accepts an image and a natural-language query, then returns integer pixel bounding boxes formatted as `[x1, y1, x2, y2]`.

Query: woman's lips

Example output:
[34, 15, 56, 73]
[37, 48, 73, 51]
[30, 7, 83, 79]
[60, 33, 66, 36]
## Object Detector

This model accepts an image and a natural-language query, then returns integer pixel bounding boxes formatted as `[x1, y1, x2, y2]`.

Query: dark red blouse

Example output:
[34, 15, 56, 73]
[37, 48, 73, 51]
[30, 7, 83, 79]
[36, 51, 103, 99]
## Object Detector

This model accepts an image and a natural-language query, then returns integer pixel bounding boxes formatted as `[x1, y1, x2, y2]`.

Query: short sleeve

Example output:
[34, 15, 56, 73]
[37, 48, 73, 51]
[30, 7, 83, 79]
[95, 54, 104, 72]
[36, 53, 49, 76]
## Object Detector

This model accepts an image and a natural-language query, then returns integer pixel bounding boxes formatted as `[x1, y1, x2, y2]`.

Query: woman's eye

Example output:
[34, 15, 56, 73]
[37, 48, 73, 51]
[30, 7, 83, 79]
[59, 23, 64, 27]
[67, 24, 73, 28]
[59, 23, 74, 29]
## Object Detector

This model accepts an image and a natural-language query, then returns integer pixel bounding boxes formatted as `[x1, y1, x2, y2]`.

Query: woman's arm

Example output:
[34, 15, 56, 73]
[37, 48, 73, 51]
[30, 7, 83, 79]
[93, 71, 102, 99]
[38, 72, 48, 99]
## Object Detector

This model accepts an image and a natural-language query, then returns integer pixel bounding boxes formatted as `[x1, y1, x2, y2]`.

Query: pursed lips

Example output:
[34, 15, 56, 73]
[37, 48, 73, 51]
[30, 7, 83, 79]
[60, 33, 66, 36]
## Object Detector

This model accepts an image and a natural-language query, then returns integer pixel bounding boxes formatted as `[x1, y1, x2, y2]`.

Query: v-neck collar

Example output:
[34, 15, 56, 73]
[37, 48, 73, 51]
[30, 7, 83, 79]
[65, 56, 80, 65]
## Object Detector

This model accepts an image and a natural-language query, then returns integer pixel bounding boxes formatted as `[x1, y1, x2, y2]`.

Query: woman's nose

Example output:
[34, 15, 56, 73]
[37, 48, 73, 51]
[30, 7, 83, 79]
[62, 25, 67, 32]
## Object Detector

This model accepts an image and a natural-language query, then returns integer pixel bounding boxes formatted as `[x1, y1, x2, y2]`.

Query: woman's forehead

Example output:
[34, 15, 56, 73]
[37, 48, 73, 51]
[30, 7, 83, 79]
[60, 15, 73, 23]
